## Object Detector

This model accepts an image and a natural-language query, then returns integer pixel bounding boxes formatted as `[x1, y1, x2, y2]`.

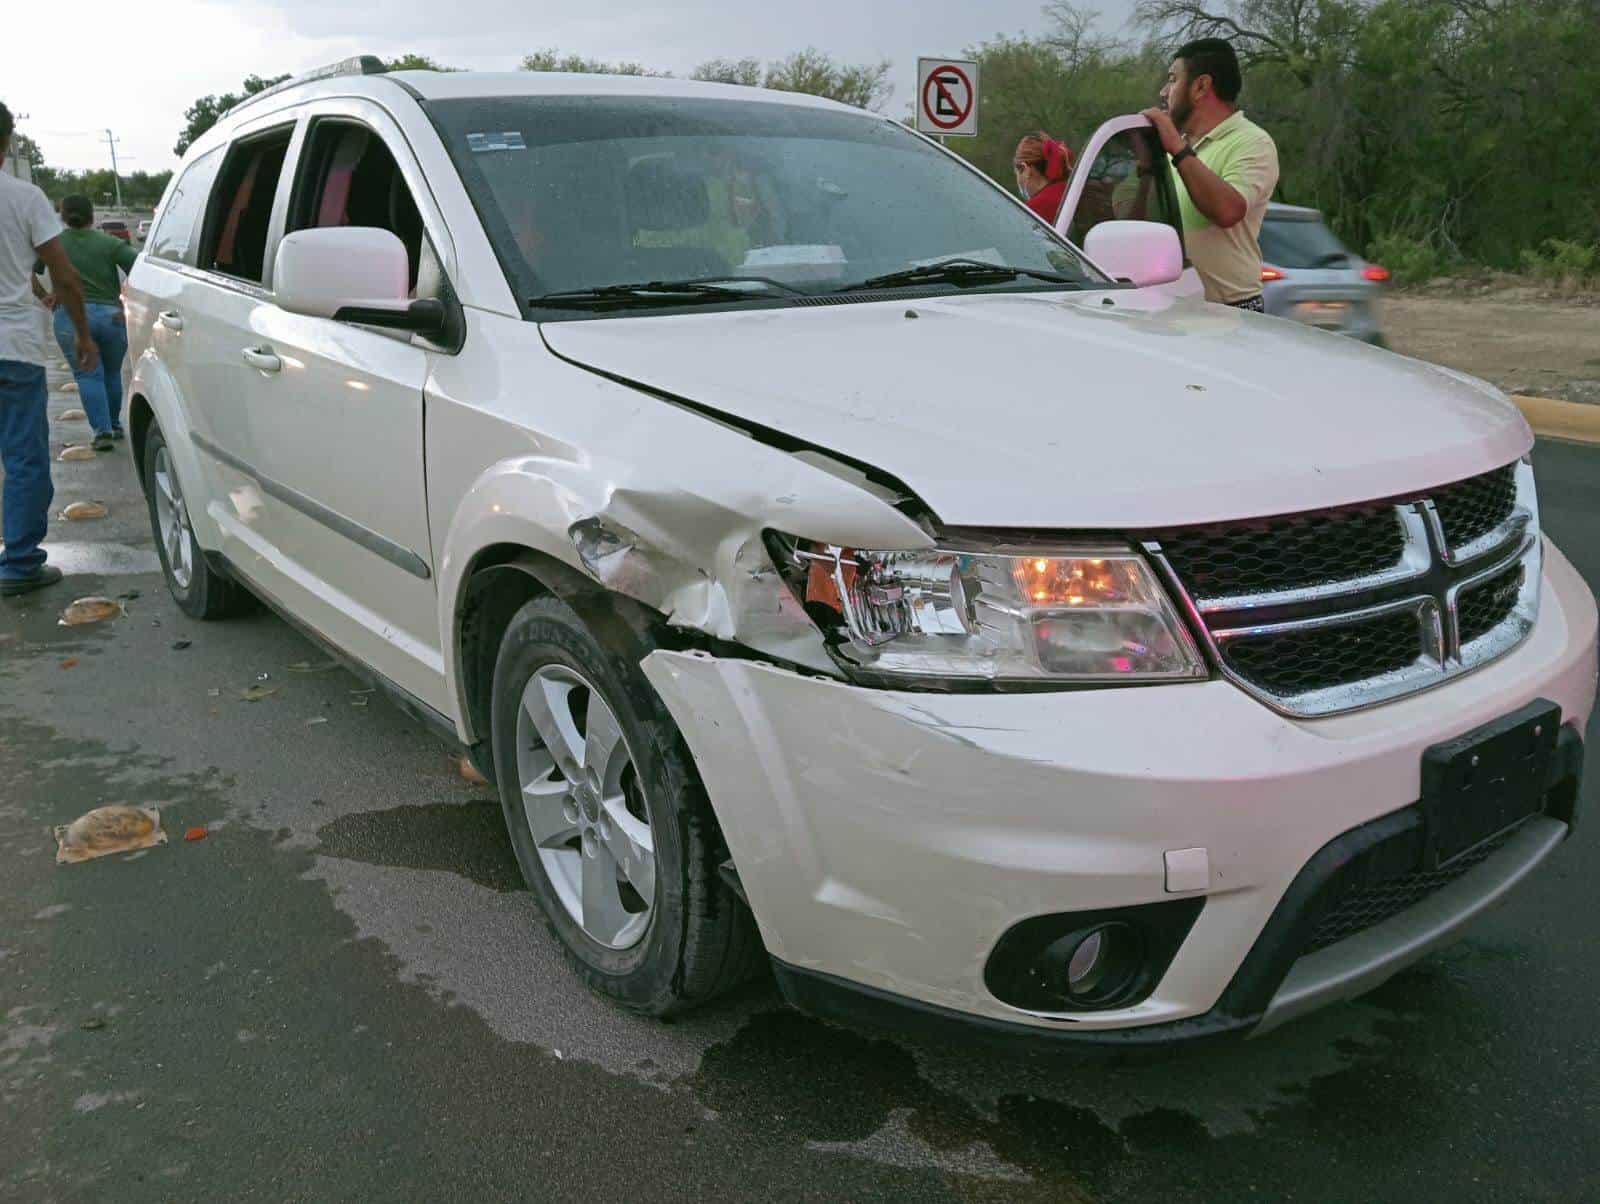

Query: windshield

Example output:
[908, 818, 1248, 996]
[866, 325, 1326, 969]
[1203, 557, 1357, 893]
[1259, 216, 1350, 269]
[426, 95, 1099, 317]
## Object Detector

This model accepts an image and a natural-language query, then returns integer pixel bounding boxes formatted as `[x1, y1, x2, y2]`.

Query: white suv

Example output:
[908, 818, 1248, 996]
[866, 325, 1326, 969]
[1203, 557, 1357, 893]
[124, 58, 1596, 1045]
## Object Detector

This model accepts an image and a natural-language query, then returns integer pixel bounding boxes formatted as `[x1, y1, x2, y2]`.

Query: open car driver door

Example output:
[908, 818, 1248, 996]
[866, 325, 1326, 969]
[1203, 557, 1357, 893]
[1054, 114, 1204, 298]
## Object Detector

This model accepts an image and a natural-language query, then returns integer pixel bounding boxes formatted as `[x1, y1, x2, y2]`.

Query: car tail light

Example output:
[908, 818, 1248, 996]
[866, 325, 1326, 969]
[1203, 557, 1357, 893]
[1361, 264, 1390, 282]
[1260, 265, 1286, 283]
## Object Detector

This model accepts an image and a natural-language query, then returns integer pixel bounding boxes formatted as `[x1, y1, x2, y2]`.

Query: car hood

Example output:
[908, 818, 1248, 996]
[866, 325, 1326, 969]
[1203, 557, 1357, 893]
[540, 290, 1531, 529]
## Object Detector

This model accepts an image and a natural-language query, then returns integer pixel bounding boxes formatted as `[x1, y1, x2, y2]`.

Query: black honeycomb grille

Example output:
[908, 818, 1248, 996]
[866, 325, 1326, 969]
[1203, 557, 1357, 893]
[1303, 829, 1515, 955]
[1221, 609, 1421, 697]
[1459, 563, 1525, 645]
[1432, 464, 1517, 550]
[1157, 505, 1404, 599]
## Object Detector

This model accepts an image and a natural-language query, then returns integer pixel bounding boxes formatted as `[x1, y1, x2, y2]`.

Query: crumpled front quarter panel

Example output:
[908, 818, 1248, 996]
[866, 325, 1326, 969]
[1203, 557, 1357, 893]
[424, 308, 932, 739]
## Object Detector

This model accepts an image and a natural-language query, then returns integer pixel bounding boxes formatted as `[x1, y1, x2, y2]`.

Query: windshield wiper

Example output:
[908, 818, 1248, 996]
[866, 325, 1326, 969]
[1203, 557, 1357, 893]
[835, 257, 1079, 293]
[531, 275, 806, 309]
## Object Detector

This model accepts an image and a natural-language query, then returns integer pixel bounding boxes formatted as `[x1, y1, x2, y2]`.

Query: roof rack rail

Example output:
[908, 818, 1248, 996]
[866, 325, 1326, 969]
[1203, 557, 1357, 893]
[225, 55, 388, 120]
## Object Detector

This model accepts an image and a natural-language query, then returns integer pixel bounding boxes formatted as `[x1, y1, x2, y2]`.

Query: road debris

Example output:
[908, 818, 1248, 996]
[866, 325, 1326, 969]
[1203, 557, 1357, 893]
[305, 716, 329, 727]
[58, 408, 86, 421]
[453, 753, 489, 785]
[287, 659, 340, 674]
[184, 826, 208, 842]
[60, 501, 108, 521]
[59, 597, 123, 626]
[238, 685, 280, 702]
[58, 657, 78, 670]
[55, 804, 166, 864]
[171, 639, 192, 651]
[80, 1017, 106, 1032]
[206, 688, 221, 698]
[58, 445, 96, 462]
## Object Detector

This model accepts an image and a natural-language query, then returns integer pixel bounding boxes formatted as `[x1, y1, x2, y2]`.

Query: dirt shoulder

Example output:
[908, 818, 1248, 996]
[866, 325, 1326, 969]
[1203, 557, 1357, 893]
[1381, 283, 1600, 404]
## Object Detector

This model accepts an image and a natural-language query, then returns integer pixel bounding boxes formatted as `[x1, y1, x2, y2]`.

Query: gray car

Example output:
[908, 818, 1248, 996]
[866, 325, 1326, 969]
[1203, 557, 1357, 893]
[1260, 202, 1387, 345]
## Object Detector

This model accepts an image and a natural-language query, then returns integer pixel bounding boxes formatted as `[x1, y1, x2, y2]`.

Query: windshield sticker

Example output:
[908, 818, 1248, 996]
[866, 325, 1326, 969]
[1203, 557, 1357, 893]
[466, 131, 527, 153]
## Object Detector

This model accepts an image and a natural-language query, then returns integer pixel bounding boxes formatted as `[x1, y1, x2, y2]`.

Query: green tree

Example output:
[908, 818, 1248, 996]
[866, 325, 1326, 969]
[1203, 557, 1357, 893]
[760, 48, 893, 110]
[385, 53, 456, 72]
[10, 131, 46, 172]
[519, 50, 668, 76]
[691, 57, 763, 87]
[949, 6, 1161, 186]
[174, 73, 290, 157]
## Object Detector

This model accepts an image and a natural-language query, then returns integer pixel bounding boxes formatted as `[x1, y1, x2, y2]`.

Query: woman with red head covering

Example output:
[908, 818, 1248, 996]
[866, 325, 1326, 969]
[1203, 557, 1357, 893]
[1013, 132, 1073, 225]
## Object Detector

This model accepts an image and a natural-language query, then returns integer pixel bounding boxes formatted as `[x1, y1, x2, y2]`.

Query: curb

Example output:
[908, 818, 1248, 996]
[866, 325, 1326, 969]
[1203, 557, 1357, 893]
[1511, 396, 1600, 446]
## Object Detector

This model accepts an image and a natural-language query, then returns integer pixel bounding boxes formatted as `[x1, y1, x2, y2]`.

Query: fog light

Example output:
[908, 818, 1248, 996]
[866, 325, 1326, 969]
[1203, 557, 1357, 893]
[1049, 922, 1142, 1007]
[983, 901, 1203, 1014]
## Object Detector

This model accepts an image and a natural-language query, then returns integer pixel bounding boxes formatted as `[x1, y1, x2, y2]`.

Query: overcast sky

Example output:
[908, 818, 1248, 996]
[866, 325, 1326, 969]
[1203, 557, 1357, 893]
[6, 0, 1140, 180]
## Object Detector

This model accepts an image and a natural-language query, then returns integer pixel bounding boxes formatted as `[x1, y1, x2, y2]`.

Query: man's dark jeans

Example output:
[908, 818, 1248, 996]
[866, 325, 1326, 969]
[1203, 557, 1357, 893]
[0, 359, 53, 581]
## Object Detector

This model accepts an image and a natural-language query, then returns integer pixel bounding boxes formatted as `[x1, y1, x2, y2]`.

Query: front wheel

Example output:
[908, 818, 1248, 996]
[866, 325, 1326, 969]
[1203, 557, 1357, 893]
[490, 594, 760, 1014]
[142, 424, 250, 619]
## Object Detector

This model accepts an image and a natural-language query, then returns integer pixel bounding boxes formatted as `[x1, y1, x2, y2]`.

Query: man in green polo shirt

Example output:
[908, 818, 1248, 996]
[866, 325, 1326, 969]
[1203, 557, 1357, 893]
[1141, 38, 1279, 309]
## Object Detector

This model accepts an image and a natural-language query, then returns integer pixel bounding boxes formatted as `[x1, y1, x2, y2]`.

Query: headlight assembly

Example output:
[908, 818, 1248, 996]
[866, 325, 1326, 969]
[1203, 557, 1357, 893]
[771, 535, 1206, 686]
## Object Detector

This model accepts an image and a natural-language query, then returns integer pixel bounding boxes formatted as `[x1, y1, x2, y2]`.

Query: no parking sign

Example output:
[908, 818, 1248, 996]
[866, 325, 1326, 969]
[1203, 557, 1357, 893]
[916, 57, 979, 137]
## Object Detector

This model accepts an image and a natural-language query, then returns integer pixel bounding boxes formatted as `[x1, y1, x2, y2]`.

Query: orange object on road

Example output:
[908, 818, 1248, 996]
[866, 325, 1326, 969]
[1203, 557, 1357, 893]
[184, 826, 208, 842]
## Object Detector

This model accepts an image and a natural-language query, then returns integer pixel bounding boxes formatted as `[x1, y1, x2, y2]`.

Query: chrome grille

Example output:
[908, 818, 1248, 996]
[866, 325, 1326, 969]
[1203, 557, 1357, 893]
[1158, 506, 1404, 598]
[1434, 464, 1517, 552]
[1221, 606, 1423, 697]
[1147, 460, 1541, 717]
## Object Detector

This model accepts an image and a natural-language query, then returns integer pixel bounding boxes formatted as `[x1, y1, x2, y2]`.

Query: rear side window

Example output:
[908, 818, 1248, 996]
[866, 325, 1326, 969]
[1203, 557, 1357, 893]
[1259, 218, 1350, 269]
[287, 119, 427, 289]
[199, 126, 294, 283]
[148, 147, 223, 264]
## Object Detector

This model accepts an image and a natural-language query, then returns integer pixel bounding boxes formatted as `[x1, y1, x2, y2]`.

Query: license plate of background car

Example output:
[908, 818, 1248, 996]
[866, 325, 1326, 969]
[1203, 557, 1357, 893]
[1294, 300, 1349, 327]
[1420, 699, 1560, 868]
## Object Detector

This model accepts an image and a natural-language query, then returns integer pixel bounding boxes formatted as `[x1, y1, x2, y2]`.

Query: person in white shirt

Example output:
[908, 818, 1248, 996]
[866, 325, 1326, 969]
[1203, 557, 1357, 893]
[0, 100, 96, 596]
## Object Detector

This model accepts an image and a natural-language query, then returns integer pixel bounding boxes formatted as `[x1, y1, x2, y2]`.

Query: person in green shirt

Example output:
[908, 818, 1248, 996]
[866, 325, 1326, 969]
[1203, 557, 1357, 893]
[33, 194, 137, 449]
[1141, 38, 1280, 308]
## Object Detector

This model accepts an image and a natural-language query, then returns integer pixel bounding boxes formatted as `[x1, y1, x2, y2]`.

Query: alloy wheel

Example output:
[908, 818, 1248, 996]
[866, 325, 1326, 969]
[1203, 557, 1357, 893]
[515, 664, 656, 949]
[152, 446, 194, 590]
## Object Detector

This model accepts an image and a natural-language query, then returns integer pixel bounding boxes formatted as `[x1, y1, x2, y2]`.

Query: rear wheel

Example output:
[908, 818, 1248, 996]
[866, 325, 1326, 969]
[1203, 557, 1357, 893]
[142, 424, 250, 619]
[490, 594, 760, 1014]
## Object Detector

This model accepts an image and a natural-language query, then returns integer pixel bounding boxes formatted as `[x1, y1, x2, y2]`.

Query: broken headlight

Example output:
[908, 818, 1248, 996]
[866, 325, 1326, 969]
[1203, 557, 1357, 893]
[773, 537, 1206, 684]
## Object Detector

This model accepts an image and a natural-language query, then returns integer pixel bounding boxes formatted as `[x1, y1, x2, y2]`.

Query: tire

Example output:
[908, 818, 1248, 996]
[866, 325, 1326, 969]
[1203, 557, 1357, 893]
[490, 594, 761, 1015]
[142, 423, 250, 620]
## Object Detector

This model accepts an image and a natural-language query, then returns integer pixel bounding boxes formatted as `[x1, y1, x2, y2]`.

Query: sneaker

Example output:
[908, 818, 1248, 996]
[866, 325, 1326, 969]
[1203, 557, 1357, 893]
[0, 565, 64, 597]
[92, 432, 114, 452]
[111, 428, 125, 441]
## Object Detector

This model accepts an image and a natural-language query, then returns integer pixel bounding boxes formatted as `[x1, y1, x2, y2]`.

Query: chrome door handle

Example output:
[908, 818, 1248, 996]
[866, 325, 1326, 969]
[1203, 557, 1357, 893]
[157, 310, 183, 332]
[241, 346, 282, 374]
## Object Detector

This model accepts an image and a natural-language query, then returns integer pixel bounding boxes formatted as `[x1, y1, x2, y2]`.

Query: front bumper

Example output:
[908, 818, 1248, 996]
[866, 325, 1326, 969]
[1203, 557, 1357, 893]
[642, 539, 1597, 1040]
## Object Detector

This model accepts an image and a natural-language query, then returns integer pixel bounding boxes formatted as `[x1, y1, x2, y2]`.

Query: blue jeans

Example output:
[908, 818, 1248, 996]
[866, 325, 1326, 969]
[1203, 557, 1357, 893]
[0, 359, 52, 580]
[53, 302, 128, 436]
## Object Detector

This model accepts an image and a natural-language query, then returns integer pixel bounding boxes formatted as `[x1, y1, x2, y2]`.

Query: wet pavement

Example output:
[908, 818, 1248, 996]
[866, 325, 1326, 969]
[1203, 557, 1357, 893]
[4, 366, 1599, 1201]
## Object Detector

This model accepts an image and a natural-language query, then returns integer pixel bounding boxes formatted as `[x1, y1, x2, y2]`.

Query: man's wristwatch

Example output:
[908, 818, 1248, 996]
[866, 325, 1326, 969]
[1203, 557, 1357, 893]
[1170, 145, 1197, 168]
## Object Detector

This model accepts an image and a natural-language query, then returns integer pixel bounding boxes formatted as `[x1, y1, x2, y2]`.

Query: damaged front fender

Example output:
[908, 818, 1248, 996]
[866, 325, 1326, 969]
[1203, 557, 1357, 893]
[432, 349, 935, 742]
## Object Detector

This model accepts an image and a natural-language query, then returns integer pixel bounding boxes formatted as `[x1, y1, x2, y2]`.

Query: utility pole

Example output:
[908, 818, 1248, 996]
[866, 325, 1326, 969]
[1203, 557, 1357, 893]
[101, 129, 123, 210]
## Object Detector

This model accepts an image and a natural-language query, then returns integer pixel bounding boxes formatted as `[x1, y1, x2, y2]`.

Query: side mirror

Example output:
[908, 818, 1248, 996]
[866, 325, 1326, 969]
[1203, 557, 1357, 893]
[274, 226, 447, 338]
[1083, 220, 1184, 288]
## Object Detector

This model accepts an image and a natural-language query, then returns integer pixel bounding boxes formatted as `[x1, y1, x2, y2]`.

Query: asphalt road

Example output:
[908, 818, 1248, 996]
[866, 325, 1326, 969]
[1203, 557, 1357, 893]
[3, 366, 1599, 1202]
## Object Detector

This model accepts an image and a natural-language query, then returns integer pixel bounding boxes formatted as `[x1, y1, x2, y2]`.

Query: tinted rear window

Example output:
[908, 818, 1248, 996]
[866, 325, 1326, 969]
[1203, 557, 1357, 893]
[1259, 217, 1349, 268]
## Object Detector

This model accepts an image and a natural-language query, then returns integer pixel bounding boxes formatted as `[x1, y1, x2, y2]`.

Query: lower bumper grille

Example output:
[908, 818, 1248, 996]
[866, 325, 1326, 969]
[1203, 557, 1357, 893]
[1302, 827, 1516, 955]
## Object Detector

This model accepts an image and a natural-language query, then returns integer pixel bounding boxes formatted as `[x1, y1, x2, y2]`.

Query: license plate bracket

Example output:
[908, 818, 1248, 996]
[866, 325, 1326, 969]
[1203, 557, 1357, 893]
[1420, 699, 1559, 869]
